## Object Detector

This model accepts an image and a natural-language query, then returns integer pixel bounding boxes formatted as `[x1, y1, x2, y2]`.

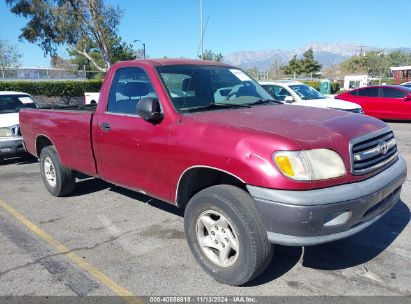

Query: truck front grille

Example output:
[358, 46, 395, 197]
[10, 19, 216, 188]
[351, 128, 398, 175]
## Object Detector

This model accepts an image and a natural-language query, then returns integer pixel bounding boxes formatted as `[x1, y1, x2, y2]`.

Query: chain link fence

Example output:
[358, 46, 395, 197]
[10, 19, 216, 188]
[0, 67, 105, 81]
[248, 71, 322, 82]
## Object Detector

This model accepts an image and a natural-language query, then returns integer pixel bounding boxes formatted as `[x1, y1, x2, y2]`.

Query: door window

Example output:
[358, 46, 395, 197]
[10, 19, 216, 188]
[381, 88, 407, 98]
[357, 87, 379, 97]
[349, 80, 360, 89]
[263, 85, 291, 101]
[107, 67, 157, 115]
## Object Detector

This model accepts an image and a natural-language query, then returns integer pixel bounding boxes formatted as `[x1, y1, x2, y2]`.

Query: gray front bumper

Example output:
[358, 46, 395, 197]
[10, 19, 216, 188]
[0, 137, 25, 157]
[247, 156, 407, 246]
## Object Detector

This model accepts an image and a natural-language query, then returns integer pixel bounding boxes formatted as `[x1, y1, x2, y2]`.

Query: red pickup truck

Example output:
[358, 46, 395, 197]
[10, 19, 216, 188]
[20, 59, 407, 285]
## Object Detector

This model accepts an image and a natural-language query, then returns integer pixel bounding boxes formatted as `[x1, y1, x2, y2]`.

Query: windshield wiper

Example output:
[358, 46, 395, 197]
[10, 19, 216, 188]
[248, 98, 283, 106]
[184, 103, 251, 112]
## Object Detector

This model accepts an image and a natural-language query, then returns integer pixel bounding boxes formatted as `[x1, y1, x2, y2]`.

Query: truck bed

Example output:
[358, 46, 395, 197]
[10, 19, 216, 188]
[39, 104, 97, 112]
[20, 107, 97, 176]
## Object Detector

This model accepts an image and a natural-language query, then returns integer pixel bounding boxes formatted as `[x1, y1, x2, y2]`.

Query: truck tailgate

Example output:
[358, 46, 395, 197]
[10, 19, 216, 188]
[20, 109, 97, 176]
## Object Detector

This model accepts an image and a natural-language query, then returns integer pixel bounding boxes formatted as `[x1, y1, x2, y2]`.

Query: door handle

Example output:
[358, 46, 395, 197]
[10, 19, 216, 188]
[101, 122, 111, 131]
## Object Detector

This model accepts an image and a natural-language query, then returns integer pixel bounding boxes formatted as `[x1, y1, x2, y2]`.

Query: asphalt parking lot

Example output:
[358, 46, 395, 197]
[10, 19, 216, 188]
[0, 122, 410, 299]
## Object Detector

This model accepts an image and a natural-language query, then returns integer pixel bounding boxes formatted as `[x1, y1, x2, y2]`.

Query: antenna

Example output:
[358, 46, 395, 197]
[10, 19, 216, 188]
[197, 16, 210, 59]
[200, 0, 203, 59]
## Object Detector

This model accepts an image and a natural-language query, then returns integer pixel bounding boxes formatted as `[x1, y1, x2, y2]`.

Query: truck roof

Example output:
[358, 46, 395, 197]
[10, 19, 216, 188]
[118, 58, 233, 67]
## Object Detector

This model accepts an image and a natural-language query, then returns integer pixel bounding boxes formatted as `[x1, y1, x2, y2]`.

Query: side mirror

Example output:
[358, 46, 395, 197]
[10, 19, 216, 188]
[136, 97, 163, 124]
[284, 96, 295, 103]
[404, 94, 411, 102]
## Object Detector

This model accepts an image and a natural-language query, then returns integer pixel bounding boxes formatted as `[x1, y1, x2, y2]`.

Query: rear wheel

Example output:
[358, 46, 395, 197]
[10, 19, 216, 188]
[184, 185, 273, 286]
[0, 156, 4, 165]
[39, 146, 75, 196]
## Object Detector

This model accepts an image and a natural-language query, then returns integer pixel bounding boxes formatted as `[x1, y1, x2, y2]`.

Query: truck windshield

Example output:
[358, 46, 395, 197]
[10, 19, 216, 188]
[156, 65, 275, 112]
[289, 84, 326, 100]
[0, 95, 37, 114]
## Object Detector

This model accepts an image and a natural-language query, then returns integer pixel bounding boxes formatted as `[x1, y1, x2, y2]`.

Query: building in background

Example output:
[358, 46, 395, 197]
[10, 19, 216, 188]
[391, 66, 411, 85]
[343, 75, 370, 90]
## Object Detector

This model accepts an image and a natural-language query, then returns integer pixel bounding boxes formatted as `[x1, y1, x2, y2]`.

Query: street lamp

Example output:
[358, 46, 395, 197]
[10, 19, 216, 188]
[133, 40, 146, 59]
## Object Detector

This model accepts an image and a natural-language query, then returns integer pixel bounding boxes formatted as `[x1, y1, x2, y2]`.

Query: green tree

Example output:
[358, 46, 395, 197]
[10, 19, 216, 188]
[281, 55, 304, 75]
[51, 55, 73, 70]
[340, 55, 368, 75]
[200, 50, 223, 62]
[68, 37, 135, 72]
[0, 40, 22, 78]
[6, 0, 131, 72]
[366, 51, 389, 77]
[301, 48, 322, 74]
[280, 49, 322, 76]
[386, 51, 411, 67]
[339, 51, 407, 78]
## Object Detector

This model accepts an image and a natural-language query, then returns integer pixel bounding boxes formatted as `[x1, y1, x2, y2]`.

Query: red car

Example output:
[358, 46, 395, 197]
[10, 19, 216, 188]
[336, 85, 411, 120]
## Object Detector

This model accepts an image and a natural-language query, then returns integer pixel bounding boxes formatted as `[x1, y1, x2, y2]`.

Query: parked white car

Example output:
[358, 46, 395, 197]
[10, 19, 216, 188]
[259, 81, 363, 113]
[84, 92, 100, 104]
[0, 91, 38, 163]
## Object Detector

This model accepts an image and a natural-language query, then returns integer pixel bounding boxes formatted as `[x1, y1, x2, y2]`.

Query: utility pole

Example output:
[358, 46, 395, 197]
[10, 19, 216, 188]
[200, 0, 204, 59]
[358, 45, 366, 57]
[133, 40, 146, 59]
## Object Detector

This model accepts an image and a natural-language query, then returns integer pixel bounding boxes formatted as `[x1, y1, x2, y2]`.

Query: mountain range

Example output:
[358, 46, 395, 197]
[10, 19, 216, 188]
[223, 43, 411, 71]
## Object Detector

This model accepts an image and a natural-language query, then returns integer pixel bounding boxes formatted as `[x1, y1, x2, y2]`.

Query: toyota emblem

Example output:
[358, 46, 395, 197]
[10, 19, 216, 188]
[378, 141, 389, 155]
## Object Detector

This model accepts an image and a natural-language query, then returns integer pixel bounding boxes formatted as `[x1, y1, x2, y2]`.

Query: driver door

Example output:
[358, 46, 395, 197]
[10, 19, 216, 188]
[380, 87, 410, 119]
[94, 67, 171, 198]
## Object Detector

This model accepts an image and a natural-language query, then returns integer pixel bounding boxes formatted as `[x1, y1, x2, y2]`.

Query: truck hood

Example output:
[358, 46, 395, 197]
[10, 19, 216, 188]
[0, 112, 19, 128]
[186, 104, 387, 149]
[295, 98, 361, 110]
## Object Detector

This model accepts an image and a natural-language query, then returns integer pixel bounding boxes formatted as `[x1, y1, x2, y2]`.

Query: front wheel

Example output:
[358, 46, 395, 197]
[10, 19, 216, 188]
[184, 185, 273, 285]
[39, 146, 75, 197]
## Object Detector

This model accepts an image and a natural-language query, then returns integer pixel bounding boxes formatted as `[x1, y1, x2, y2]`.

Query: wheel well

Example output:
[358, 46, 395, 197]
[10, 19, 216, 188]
[176, 167, 246, 208]
[36, 136, 53, 157]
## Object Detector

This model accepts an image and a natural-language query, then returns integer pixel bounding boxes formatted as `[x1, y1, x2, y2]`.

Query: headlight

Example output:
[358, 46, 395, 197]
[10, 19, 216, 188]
[0, 128, 13, 137]
[273, 149, 346, 181]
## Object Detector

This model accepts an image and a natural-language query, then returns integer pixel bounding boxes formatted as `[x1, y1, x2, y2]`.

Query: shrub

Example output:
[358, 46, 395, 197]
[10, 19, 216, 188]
[0, 80, 103, 97]
[301, 81, 320, 91]
[331, 82, 340, 94]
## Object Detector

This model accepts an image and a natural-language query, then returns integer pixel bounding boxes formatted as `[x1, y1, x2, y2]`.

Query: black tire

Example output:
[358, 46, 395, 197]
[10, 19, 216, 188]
[39, 146, 75, 197]
[0, 156, 4, 165]
[184, 185, 273, 286]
